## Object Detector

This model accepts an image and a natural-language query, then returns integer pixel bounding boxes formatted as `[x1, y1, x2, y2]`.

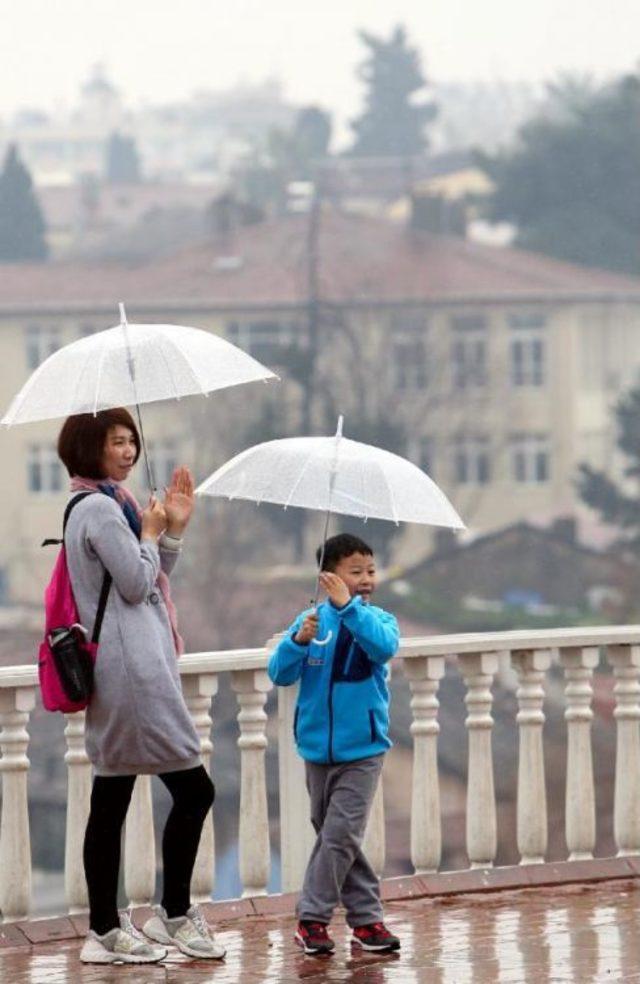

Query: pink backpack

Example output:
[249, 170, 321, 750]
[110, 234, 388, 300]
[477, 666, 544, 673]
[38, 492, 112, 713]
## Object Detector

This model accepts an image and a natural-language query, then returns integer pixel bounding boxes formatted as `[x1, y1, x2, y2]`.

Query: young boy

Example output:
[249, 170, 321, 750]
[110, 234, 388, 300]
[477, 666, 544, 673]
[268, 533, 401, 957]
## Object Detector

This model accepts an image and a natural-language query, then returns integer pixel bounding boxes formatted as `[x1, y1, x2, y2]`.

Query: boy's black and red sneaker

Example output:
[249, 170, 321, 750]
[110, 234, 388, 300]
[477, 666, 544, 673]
[351, 922, 401, 952]
[294, 920, 335, 956]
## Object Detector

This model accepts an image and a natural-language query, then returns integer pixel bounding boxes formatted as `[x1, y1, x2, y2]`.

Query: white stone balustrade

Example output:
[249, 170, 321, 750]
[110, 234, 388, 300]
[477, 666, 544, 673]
[2, 626, 640, 922]
[512, 649, 550, 864]
[63, 710, 91, 912]
[559, 646, 599, 860]
[607, 644, 640, 856]
[404, 655, 445, 874]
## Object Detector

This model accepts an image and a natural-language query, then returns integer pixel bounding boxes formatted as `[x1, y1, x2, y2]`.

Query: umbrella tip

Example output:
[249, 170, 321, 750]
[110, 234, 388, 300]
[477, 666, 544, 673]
[118, 302, 127, 324]
[336, 415, 344, 438]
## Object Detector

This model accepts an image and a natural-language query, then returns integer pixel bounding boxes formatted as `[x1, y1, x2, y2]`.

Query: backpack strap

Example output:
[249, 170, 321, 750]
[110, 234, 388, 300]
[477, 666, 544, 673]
[62, 490, 113, 644]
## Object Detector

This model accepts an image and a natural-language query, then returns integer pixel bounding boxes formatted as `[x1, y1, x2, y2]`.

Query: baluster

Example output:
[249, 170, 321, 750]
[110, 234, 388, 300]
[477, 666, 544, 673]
[276, 678, 315, 892]
[0, 686, 36, 921]
[362, 775, 385, 877]
[607, 645, 640, 856]
[182, 672, 218, 902]
[231, 668, 272, 897]
[559, 646, 599, 860]
[404, 655, 445, 873]
[512, 649, 550, 864]
[460, 653, 498, 868]
[64, 710, 92, 912]
[124, 776, 156, 906]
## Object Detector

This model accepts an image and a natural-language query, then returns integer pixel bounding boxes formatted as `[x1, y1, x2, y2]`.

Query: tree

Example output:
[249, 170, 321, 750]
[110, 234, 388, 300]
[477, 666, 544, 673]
[480, 73, 640, 275]
[349, 24, 437, 158]
[0, 144, 48, 262]
[577, 384, 640, 550]
[105, 132, 142, 184]
[239, 105, 333, 214]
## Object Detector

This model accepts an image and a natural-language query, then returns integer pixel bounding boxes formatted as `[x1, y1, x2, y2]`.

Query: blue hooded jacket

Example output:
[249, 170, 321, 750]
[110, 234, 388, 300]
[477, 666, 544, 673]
[268, 594, 400, 764]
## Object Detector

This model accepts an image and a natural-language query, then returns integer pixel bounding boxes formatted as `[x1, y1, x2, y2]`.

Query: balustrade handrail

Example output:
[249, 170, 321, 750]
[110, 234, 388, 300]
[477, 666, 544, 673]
[2, 622, 640, 923]
[3, 624, 640, 690]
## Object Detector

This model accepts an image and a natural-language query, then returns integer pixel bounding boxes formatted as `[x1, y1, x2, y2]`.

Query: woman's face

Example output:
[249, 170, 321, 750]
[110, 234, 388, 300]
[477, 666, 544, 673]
[101, 425, 137, 482]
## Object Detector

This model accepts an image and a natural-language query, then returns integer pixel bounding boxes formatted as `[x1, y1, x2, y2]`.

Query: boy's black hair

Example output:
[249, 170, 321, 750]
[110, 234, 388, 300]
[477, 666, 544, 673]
[317, 533, 374, 571]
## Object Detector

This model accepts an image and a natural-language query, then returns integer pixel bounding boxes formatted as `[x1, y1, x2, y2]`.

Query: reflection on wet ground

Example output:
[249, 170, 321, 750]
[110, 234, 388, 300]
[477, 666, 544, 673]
[2, 878, 640, 982]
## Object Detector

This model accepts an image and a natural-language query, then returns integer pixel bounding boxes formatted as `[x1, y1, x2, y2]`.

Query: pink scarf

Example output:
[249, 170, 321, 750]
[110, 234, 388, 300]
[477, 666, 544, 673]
[70, 476, 184, 656]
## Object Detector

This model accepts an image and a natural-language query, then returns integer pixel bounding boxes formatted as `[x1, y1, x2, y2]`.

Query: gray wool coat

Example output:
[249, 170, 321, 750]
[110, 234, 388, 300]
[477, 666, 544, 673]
[65, 492, 201, 777]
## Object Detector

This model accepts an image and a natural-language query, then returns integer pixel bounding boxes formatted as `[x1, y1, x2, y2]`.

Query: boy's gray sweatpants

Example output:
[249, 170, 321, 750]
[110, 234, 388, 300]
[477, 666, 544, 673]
[297, 754, 384, 927]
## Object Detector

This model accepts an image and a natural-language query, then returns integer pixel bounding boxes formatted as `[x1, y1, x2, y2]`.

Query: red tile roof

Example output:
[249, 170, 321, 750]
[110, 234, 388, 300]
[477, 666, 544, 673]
[2, 210, 640, 313]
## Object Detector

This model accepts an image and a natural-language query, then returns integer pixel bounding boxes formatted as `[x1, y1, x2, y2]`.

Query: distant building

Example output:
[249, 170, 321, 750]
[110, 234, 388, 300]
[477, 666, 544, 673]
[1, 209, 640, 604]
[0, 67, 296, 185]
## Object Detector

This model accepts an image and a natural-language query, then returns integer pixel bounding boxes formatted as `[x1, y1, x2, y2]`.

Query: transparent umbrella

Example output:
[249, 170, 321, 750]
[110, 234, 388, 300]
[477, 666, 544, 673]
[2, 303, 277, 490]
[196, 415, 465, 642]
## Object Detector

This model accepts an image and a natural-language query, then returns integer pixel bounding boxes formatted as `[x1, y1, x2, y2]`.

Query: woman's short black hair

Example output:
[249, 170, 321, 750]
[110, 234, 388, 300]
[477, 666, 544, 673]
[57, 408, 141, 479]
[316, 533, 374, 571]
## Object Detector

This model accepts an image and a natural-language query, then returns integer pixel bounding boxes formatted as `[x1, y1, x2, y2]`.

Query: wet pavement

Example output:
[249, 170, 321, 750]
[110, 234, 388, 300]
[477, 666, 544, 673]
[1, 879, 640, 982]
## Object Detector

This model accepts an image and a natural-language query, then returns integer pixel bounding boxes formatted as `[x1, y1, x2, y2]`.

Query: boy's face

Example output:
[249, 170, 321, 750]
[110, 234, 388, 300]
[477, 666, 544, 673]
[331, 552, 377, 602]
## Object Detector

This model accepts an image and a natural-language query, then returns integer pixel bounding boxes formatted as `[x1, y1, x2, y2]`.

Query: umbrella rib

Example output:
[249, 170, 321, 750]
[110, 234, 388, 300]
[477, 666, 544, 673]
[378, 460, 400, 525]
[156, 336, 182, 401]
[283, 447, 320, 510]
[173, 342, 211, 397]
[65, 344, 98, 418]
[92, 337, 110, 415]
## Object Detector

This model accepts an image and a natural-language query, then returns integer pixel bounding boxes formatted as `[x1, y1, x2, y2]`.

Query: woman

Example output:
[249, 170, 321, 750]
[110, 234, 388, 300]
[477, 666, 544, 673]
[57, 408, 225, 966]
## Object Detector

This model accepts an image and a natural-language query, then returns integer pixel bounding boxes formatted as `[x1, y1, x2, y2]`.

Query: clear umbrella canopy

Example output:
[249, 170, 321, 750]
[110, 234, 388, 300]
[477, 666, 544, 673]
[1, 304, 277, 490]
[2, 306, 276, 426]
[196, 417, 465, 530]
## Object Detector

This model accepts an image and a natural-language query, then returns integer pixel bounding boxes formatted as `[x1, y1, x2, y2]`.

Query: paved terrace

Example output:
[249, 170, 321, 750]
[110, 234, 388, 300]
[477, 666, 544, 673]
[1, 864, 640, 982]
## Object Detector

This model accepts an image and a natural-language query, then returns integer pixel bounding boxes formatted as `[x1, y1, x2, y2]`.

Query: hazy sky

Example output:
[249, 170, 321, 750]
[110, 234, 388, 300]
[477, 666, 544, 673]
[3, 0, 639, 123]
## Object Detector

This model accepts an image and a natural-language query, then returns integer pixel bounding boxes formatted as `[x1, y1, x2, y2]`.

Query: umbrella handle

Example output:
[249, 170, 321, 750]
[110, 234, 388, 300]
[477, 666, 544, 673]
[312, 629, 333, 647]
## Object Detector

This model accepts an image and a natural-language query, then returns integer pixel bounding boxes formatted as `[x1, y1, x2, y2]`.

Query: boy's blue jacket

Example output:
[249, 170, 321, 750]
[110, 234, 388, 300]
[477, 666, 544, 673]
[268, 594, 400, 764]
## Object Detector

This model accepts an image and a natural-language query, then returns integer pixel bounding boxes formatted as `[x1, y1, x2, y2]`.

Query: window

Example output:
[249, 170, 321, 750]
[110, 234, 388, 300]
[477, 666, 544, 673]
[146, 440, 178, 490]
[453, 436, 491, 485]
[226, 320, 296, 361]
[510, 434, 550, 483]
[27, 445, 63, 494]
[25, 325, 61, 370]
[451, 315, 487, 389]
[410, 436, 435, 476]
[391, 310, 428, 391]
[509, 313, 546, 386]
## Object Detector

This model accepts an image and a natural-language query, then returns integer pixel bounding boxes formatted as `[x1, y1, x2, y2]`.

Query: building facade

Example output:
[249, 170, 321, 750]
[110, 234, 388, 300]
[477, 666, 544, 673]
[1, 209, 640, 604]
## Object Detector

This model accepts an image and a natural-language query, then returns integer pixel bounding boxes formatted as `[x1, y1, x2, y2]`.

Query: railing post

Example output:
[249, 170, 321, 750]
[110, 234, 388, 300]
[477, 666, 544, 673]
[607, 644, 640, 856]
[276, 676, 315, 892]
[0, 686, 36, 921]
[404, 655, 445, 873]
[64, 710, 92, 912]
[182, 672, 218, 902]
[512, 649, 550, 864]
[559, 646, 599, 860]
[231, 668, 272, 897]
[362, 774, 386, 878]
[124, 776, 156, 907]
[460, 652, 498, 868]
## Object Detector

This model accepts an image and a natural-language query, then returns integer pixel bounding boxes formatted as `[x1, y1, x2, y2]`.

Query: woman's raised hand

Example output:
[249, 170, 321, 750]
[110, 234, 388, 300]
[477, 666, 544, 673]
[141, 496, 168, 541]
[163, 466, 195, 536]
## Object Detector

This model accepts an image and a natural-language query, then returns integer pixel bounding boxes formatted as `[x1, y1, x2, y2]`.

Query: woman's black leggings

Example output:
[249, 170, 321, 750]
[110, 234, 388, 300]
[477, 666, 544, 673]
[83, 765, 215, 935]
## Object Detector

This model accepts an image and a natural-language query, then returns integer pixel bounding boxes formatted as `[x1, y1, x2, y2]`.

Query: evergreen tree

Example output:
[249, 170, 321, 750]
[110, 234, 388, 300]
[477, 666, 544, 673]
[578, 384, 640, 550]
[0, 144, 48, 262]
[105, 132, 142, 184]
[349, 24, 437, 157]
[480, 74, 640, 275]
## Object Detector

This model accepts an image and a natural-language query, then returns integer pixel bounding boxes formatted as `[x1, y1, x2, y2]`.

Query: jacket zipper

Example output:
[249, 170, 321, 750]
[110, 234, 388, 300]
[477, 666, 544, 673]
[327, 676, 335, 764]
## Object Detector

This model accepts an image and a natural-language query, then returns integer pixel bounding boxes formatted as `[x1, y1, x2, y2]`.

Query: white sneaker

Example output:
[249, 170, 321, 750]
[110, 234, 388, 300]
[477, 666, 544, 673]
[143, 903, 226, 959]
[80, 925, 167, 964]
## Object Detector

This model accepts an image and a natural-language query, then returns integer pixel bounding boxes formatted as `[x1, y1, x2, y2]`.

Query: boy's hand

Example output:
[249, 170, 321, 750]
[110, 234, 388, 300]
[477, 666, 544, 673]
[318, 571, 351, 608]
[294, 613, 319, 645]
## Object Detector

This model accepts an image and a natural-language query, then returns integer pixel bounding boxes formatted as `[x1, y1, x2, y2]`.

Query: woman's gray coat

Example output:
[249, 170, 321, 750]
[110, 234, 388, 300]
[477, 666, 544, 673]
[65, 492, 201, 776]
